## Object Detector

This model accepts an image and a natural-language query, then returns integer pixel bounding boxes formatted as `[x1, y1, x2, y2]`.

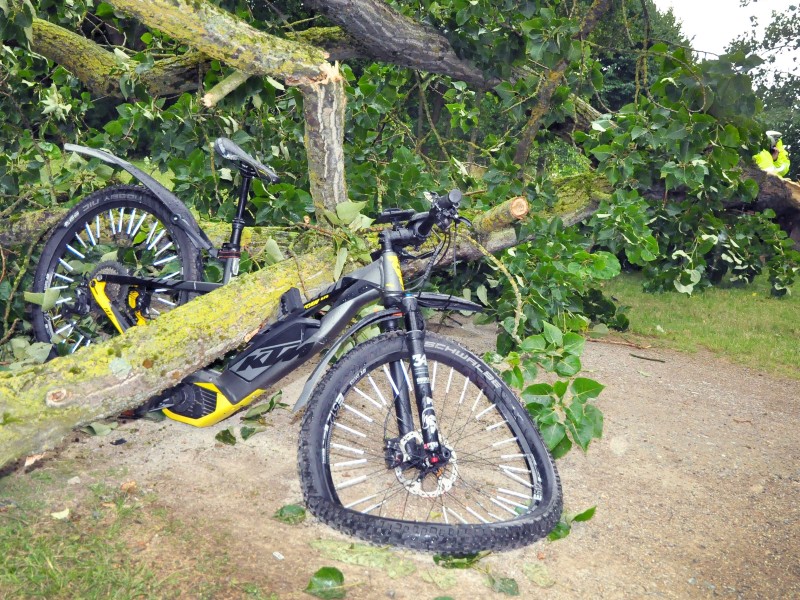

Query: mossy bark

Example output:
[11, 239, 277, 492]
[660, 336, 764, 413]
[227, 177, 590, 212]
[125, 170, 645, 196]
[0, 249, 335, 468]
[32, 19, 121, 98]
[32, 18, 206, 99]
[107, 0, 328, 81]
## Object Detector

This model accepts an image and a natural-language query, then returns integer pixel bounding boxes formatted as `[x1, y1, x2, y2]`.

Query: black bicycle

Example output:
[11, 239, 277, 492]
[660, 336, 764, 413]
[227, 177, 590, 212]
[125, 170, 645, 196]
[30, 138, 562, 552]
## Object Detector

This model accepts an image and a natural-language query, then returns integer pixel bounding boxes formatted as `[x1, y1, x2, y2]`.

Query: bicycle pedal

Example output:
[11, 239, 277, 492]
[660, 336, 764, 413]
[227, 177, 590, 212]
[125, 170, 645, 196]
[279, 287, 304, 316]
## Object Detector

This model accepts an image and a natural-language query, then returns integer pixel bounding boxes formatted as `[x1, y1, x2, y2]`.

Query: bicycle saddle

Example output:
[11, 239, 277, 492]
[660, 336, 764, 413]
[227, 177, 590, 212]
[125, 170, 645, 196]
[213, 137, 280, 183]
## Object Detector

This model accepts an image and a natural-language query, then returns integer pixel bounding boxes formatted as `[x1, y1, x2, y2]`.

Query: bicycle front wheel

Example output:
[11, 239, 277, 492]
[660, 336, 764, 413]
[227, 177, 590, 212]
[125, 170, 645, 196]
[31, 185, 202, 355]
[299, 331, 562, 553]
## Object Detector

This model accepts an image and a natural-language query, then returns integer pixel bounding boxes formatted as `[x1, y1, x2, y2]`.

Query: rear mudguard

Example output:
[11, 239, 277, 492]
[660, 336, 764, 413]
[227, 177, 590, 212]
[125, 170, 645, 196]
[64, 144, 215, 254]
[291, 292, 483, 412]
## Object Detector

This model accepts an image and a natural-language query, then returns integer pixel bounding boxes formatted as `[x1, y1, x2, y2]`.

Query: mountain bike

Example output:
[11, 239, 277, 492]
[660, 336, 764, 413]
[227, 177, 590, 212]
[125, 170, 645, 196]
[29, 137, 562, 552]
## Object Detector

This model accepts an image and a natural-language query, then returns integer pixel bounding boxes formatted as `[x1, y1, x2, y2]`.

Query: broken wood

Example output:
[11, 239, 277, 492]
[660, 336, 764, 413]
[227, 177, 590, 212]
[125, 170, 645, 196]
[289, 64, 349, 215]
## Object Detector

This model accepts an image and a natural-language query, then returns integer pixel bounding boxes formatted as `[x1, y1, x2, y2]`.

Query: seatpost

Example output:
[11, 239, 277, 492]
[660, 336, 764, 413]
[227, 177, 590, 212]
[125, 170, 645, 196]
[221, 164, 256, 283]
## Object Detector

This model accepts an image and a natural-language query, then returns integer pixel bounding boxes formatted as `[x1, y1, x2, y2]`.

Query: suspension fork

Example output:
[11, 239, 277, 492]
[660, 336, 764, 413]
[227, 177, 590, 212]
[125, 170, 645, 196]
[381, 317, 416, 438]
[399, 294, 445, 456]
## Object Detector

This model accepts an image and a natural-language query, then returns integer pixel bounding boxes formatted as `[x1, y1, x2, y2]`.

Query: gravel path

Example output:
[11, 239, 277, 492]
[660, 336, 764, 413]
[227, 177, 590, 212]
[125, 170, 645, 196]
[49, 325, 800, 599]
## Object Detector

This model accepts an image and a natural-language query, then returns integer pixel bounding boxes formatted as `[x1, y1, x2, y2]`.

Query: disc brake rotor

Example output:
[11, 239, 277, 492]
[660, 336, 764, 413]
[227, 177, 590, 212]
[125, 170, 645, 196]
[394, 431, 458, 498]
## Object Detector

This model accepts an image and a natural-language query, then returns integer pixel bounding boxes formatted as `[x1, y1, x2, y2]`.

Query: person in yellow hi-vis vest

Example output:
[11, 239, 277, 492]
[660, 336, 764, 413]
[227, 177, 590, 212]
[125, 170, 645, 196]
[753, 130, 790, 177]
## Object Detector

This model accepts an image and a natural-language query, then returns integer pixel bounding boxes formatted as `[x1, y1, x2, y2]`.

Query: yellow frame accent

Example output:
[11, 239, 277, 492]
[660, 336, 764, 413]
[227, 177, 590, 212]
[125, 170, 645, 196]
[163, 382, 265, 427]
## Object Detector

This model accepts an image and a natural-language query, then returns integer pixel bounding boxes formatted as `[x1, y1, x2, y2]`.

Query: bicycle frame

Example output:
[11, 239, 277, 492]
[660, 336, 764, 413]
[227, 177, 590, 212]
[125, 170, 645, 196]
[98, 241, 482, 427]
[66, 142, 481, 438]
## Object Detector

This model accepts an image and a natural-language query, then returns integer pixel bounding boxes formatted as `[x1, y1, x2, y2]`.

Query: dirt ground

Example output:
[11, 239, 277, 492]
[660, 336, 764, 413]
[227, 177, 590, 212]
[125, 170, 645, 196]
[12, 323, 800, 599]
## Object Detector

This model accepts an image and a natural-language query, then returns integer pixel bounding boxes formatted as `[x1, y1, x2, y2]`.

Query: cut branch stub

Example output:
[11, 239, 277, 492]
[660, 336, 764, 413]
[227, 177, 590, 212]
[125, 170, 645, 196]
[472, 196, 529, 237]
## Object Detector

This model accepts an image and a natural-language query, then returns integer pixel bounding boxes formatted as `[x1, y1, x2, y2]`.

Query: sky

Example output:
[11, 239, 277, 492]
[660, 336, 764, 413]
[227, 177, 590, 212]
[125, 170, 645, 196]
[652, 0, 797, 74]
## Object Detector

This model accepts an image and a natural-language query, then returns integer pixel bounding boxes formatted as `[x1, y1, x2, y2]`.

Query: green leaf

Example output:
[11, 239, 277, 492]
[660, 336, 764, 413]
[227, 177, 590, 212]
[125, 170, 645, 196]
[266, 76, 285, 91]
[539, 422, 566, 451]
[566, 401, 603, 451]
[547, 520, 571, 541]
[562, 332, 585, 356]
[25, 342, 52, 364]
[273, 503, 306, 525]
[550, 434, 573, 459]
[542, 322, 563, 346]
[0, 280, 11, 302]
[433, 551, 489, 569]
[80, 421, 116, 436]
[242, 393, 283, 420]
[310, 540, 416, 579]
[570, 377, 605, 402]
[553, 380, 568, 399]
[588, 324, 609, 338]
[422, 569, 457, 589]
[215, 428, 236, 446]
[240, 425, 265, 441]
[305, 567, 346, 599]
[520, 334, 546, 352]
[95, 2, 115, 17]
[555, 355, 581, 377]
[572, 505, 596, 522]
[334, 246, 348, 280]
[523, 563, 556, 588]
[502, 366, 524, 390]
[335, 200, 367, 224]
[476, 284, 488, 305]
[264, 238, 285, 264]
[522, 383, 553, 405]
[487, 575, 519, 596]
[24, 288, 60, 311]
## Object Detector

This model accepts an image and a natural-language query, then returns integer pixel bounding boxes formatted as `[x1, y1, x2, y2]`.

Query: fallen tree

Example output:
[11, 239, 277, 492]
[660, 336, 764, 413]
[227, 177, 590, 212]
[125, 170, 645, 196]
[0, 180, 610, 468]
[0, 248, 335, 468]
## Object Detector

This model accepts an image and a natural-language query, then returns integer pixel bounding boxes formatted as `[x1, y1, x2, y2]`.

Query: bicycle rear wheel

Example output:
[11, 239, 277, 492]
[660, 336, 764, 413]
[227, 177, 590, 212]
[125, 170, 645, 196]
[298, 331, 562, 553]
[31, 185, 202, 355]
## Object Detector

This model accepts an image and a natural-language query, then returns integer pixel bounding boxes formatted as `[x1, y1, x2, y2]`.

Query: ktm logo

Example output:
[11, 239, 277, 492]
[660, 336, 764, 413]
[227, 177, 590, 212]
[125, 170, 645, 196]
[230, 339, 311, 381]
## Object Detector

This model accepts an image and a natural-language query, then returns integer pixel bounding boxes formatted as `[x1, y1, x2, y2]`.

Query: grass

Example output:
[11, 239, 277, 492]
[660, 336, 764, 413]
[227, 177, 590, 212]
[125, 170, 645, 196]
[601, 272, 800, 380]
[0, 466, 275, 599]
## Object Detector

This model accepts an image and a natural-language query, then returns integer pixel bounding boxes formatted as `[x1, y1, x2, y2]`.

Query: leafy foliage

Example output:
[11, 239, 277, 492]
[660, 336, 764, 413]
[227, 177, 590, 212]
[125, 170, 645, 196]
[579, 47, 800, 295]
[547, 505, 596, 541]
[489, 321, 604, 458]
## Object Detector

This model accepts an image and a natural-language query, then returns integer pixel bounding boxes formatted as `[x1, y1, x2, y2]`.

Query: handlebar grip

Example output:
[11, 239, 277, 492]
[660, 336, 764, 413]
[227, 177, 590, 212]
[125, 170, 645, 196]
[414, 190, 462, 239]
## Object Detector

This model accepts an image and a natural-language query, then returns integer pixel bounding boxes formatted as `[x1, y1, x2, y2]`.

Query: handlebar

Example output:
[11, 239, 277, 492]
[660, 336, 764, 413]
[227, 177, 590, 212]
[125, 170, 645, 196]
[380, 189, 463, 252]
[412, 189, 462, 239]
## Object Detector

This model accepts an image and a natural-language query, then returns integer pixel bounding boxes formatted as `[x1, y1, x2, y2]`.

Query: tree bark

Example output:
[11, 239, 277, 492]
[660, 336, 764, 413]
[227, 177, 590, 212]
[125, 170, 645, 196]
[304, 0, 492, 89]
[289, 64, 349, 215]
[107, 0, 328, 81]
[0, 248, 336, 468]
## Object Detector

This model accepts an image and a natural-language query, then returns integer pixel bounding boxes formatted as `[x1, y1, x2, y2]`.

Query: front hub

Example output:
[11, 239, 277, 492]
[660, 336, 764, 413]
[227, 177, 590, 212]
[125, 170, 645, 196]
[385, 431, 458, 498]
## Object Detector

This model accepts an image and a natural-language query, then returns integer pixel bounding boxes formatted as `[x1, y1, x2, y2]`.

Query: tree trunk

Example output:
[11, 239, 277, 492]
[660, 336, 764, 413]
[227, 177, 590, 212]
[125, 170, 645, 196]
[0, 248, 336, 468]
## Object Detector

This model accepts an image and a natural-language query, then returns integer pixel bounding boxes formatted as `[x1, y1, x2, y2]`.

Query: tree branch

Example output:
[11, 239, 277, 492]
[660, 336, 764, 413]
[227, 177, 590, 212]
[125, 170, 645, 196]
[304, 0, 494, 89]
